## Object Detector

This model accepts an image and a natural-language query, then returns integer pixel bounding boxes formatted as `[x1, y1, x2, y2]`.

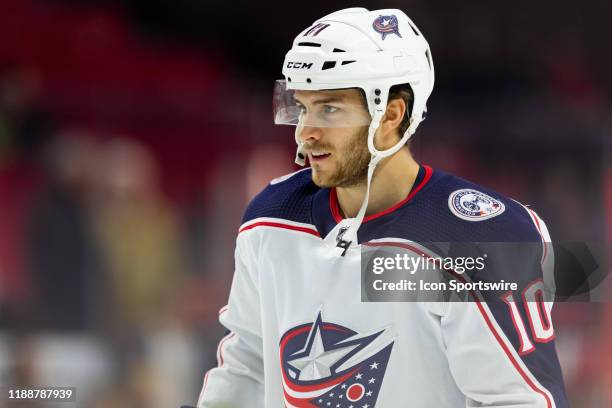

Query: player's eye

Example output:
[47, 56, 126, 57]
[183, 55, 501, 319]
[323, 105, 339, 114]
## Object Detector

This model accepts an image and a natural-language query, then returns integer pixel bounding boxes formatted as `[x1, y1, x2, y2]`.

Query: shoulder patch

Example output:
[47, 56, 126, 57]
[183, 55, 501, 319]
[448, 188, 506, 221]
[270, 168, 310, 185]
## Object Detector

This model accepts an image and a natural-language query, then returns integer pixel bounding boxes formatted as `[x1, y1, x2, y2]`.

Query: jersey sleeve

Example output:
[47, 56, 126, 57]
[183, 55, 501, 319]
[197, 233, 265, 408]
[440, 210, 568, 407]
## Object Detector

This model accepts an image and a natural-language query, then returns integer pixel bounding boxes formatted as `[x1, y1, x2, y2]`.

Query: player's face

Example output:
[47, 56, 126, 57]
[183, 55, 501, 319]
[294, 89, 371, 188]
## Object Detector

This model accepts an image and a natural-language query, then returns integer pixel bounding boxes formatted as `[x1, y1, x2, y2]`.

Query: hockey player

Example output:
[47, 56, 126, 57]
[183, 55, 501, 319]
[197, 8, 568, 407]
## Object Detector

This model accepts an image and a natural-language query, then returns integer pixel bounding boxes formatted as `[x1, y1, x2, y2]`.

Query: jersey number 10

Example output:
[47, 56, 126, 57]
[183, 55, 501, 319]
[500, 279, 555, 355]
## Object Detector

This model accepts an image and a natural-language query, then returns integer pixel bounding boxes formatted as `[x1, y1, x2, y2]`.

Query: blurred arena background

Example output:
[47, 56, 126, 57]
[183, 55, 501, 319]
[0, 0, 610, 406]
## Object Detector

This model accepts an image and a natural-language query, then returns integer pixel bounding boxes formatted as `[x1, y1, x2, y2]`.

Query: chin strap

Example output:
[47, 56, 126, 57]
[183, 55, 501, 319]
[294, 121, 306, 166]
[334, 113, 415, 256]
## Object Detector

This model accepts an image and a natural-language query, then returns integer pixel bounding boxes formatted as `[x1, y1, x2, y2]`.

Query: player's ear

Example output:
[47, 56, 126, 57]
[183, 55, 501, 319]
[377, 98, 406, 149]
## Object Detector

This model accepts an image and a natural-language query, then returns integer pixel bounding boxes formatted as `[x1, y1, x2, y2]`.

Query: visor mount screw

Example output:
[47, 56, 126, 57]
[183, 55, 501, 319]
[298, 153, 305, 160]
[288, 77, 292, 82]
[306, 78, 312, 83]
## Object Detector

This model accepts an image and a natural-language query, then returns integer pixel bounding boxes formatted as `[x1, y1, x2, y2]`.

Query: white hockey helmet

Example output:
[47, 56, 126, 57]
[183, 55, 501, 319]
[273, 7, 435, 165]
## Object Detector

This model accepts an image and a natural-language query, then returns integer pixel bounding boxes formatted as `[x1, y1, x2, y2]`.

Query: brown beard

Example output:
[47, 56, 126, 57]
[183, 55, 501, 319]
[309, 127, 370, 188]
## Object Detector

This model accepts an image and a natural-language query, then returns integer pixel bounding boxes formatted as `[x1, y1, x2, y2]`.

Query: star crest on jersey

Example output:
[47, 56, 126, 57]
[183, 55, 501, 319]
[448, 188, 506, 221]
[280, 311, 394, 407]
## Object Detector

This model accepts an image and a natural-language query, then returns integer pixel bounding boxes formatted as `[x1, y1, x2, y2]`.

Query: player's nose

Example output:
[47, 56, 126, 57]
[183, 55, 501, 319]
[298, 125, 323, 144]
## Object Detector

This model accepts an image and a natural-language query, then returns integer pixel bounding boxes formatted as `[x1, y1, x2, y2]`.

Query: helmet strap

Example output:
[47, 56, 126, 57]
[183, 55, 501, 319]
[294, 122, 306, 166]
[334, 112, 413, 256]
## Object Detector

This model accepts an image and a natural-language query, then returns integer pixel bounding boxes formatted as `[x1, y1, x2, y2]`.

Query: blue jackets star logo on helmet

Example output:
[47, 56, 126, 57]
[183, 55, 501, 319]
[372, 15, 402, 40]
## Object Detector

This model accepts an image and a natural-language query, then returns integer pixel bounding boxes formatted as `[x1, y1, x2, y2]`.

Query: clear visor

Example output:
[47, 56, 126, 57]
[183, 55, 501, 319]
[273, 80, 372, 128]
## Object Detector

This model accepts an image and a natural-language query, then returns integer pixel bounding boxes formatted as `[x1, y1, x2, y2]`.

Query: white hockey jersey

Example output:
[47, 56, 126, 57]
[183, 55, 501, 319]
[197, 165, 568, 408]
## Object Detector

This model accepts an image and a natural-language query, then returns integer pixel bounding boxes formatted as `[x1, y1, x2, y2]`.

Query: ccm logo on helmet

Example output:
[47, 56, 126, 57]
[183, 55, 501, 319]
[286, 61, 313, 69]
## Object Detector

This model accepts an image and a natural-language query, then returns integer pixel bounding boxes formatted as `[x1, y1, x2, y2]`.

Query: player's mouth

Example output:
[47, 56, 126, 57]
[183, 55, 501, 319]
[309, 151, 331, 163]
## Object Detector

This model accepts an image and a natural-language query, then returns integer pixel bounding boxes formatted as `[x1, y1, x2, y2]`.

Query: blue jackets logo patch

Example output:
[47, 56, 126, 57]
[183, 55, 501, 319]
[448, 189, 505, 221]
[372, 15, 401, 40]
[280, 311, 394, 407]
